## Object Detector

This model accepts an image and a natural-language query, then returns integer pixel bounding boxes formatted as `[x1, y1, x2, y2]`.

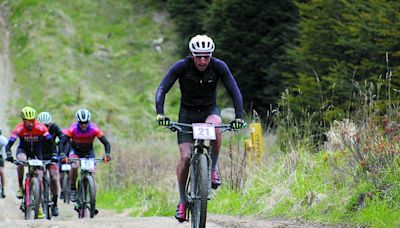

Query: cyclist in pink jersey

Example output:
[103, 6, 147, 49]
[60, 108, 111, 202]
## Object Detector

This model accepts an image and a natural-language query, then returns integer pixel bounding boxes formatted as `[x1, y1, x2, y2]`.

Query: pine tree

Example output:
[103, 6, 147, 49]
[166, 0, 211, 55]
[205, 0, 298, 116]
[287, 0, 400, 120]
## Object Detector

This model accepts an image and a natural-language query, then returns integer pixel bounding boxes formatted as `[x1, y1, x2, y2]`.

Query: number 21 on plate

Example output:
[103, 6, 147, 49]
[192, 123, 216, 140]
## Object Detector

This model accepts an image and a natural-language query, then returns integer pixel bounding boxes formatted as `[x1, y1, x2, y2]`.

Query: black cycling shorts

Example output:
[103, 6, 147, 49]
[177, 104, 221, 144]
[69, 148, 95, 159]
[16, 147, 43, 160]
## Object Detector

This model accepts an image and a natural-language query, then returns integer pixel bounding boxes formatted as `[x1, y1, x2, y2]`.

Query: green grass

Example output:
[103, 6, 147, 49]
[352, 199, 400, 228]
[97, 185, 175, 216]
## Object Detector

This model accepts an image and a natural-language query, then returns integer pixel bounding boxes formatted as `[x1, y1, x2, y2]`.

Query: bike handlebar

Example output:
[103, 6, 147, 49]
[166, 121, 235, 134]
[11, 159, 54, 166]
[67, 158, 105, 164]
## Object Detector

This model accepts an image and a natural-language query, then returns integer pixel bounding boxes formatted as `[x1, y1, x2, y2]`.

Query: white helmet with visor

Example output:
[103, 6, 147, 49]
[75, 108, 92, 123]
[189, 35, 215, 57]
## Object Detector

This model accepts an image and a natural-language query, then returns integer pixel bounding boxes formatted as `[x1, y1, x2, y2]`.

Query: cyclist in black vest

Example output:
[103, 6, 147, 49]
[37, 111, 67, 217]
[155, 34, 246, 222]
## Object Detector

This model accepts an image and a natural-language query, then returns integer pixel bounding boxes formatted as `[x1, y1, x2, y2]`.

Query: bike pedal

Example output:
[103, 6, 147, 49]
[211, 183, 221, 189]
[175, 216, 187, 223]
[19, 204, 25, 212]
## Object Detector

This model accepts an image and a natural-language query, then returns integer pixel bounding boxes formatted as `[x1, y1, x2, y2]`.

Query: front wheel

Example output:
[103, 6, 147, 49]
[25, 177, 41, 220]
[80, 175, 96, 218]
[190, 153, 209, 228]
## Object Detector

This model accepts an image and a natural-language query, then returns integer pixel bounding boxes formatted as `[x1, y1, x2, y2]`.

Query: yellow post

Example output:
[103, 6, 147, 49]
[244, 139, 253, 166]
[249, 122, 263, 164]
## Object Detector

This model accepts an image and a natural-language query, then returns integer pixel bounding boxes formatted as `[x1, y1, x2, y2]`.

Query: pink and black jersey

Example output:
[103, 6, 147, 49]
[63, 122, 104, 154]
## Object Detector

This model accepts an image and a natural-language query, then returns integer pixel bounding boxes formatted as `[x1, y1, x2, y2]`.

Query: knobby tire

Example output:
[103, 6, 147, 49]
[85, 175, 96, 218]
[62, 172, 70, 204]
[79, 175, 96, 218]
[25, 177, 40, 220]
[191, 153, 208, 228]
[42, 175, 52, 219]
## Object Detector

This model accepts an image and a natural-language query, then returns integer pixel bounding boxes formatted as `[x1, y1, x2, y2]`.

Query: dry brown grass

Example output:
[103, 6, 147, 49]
[98, 131, 248, 193]
[323, 114, 400, 191]
[97, 135, 178, 190]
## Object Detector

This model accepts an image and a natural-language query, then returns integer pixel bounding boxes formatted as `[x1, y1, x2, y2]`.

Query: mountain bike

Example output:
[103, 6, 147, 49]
[70, 157, 103, 218]
[60, 162, 71, 204]
[166, 122, 234, 228]
[11, 159, 47, 220]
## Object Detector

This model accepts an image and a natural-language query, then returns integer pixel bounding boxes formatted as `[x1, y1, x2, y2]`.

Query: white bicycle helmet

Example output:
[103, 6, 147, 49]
[75, 108, 91, 122]
[189, 35, 215, 56]
[38, 111, 52, 124]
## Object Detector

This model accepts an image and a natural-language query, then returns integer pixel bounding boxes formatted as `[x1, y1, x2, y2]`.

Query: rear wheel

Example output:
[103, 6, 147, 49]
[61, 172, 70, 204]
[42, 175, 52, 219]
[190, 153, 208, 228]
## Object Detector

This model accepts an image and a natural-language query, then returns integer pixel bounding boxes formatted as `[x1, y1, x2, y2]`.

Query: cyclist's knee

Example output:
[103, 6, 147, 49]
[206, 114, 222, 125]
[16, 153, 27, 161]
[180, 155, 190, 165]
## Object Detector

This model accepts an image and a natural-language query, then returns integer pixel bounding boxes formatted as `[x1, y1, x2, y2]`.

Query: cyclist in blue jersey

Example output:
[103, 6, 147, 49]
[155, 34, 246, 222]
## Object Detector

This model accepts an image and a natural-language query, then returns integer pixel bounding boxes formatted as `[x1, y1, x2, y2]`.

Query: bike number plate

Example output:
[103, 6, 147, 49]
[61, 164, 71, 171]
[28, 159, 43, 167]
[192, 123, 216, 140]
[80, 159, 95, 170]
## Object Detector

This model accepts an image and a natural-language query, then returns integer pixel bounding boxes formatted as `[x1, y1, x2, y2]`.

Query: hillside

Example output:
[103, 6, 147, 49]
[4, 0, 180, 137]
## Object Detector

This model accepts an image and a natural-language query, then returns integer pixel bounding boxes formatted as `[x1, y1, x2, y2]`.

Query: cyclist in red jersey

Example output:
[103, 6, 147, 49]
[5, 106, 56, 207]
[60, 108, 111, 203]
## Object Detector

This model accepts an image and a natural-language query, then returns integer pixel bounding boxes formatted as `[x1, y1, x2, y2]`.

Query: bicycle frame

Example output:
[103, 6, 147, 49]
[166, 122, 233, 228]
